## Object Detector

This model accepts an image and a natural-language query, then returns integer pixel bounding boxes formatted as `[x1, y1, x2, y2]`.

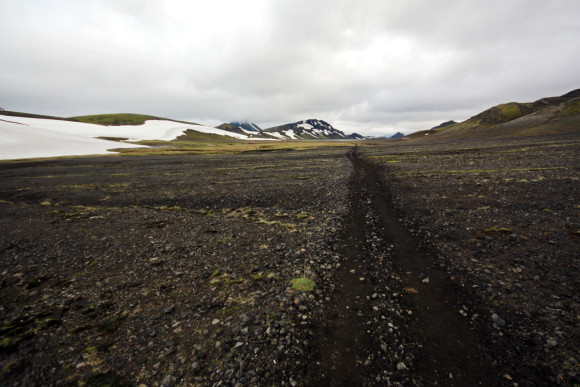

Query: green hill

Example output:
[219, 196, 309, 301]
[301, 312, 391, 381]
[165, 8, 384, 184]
[409, 89, 580, 140]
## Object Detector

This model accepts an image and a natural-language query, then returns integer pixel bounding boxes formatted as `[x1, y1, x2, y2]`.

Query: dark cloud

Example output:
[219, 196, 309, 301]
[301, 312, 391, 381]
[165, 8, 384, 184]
[1, 0, 579, 136]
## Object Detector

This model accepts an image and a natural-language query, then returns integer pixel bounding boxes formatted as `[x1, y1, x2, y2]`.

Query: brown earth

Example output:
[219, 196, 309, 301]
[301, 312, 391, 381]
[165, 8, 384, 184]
[0, 133, 579, 386]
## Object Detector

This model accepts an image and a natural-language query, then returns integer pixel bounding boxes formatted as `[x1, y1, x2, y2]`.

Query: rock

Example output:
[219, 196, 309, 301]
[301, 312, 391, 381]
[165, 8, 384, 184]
[546, 339, 558, 347]
[491, 313, 506, 327]
[159, 374, 176, 387]
[289, 377, 298, 386]
[422, 277, 430, 284]
[164, 305, 175, 314]
[397, 362, 407, 370]
[212, 318, 220, 325]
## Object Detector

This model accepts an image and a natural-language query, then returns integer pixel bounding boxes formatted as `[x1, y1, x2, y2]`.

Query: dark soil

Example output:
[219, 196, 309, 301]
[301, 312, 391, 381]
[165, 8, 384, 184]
[1, 133, 578, 386]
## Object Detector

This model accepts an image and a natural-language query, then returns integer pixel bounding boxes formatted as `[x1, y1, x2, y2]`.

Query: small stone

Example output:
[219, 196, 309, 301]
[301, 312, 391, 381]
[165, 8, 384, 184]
[192, 362, 200, 372]
[164, 305, 175, 314]
[212, 318, 220, 325]
[422, 277, 430, 284]
[289, 377, 298, 386]
[491, 313, 506, 327]
[546, 339, 558, 347]
[159, 375, 176, 387]
[173, 326, 183, 334]
[397, 362, 407, 370]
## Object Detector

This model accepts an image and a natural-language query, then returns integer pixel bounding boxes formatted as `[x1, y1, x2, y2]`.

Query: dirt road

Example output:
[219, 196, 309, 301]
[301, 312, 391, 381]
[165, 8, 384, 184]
[307, 147, 500, 385]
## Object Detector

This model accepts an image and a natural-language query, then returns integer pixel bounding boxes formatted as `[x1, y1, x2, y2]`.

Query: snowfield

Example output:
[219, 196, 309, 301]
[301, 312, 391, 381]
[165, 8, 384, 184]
[0, 116, 257, 160]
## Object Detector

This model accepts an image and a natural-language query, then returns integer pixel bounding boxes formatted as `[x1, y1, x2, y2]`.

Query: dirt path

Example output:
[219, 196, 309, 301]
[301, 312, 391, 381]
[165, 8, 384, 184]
[306, 147, 500, 385]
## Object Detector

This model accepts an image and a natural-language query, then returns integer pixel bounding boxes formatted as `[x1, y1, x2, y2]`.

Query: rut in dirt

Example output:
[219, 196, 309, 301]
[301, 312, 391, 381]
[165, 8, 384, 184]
[305, 147, 499, 385]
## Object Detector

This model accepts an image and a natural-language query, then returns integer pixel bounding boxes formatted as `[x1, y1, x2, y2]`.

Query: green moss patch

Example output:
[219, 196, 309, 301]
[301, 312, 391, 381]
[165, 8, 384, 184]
[291, 278, 316, 292]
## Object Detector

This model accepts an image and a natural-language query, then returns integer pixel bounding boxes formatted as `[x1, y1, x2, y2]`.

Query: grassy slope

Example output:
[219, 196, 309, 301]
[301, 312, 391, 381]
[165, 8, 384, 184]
[70, 113, 202, 126]
[0, 111, 79, 122]
[409, 92, 580, 140]
[111, 139, 364, 156]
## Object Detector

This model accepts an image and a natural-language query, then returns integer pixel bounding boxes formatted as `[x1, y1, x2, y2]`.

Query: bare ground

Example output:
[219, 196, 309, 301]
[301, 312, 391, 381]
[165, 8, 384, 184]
[1, 133, 579, 386]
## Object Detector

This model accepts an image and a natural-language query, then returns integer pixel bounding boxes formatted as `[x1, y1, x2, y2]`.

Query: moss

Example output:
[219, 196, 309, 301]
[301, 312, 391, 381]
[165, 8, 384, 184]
[557, 99, 580, 117]
[71, 113, 167, 126]
[291, 278, 315, 292]
[497, 102, 525, 121]
[0, 336, 24, 352]
[483, 226, 512, 234]
[33, 318, 61, 332]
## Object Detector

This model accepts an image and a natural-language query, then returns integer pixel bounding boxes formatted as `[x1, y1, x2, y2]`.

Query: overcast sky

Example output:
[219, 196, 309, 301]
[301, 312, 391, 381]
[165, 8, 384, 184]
[1, 0, 579, 136]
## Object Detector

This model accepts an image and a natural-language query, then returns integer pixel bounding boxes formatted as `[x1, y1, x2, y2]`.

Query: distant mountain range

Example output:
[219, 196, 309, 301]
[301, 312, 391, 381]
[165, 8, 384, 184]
[217, 119, 366, 140]
[409, 89, 580, 139]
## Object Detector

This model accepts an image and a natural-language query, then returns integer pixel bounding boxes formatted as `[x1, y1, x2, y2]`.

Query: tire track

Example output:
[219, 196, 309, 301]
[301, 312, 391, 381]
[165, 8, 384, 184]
[306, 147, 499, 385]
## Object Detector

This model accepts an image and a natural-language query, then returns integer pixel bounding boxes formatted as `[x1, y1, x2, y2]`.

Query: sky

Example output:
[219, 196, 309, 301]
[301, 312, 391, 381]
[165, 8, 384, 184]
[1, 1, 579, 137]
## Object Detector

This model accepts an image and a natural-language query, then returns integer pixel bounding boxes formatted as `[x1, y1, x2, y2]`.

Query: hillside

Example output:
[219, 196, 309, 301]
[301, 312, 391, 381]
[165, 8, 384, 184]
[216, 122, 278, 139]
[409, 89, 580, 139]
[263, 119, 364, 140]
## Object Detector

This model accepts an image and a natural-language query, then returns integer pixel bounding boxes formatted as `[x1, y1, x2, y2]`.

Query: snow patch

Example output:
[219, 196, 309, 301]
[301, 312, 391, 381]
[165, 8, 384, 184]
[283, 130, 298, 139]
[0, 116, 272, 160]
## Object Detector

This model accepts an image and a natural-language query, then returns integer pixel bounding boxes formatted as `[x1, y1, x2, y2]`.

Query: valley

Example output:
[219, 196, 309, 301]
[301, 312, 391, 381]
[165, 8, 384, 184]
[0, 132, 578, 386]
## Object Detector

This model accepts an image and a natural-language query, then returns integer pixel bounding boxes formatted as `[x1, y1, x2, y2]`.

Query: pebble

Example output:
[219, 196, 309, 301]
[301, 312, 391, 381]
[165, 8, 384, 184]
[159, 375, 176, 387]
[422, 277, 430, 284]
[397, 362, 407, 370]
[491, 313, 506, 327]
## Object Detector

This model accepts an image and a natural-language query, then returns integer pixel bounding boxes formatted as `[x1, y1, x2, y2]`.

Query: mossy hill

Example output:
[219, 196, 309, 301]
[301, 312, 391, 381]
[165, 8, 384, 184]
[409, 89, 580, 140]
[71, 113, 199, 126]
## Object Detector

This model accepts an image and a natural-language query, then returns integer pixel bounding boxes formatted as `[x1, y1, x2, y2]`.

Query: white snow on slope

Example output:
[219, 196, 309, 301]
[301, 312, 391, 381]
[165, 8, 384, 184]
[297, 122, 313, 130]
[283, 130, 298, 139]
[266, 132, 285, 139]
[0, 117, 146, 160]
[0, 116, 265, 160]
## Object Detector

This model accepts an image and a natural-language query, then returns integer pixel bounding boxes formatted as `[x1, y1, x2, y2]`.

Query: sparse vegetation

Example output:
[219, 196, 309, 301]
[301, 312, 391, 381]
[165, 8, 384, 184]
[290, 278, 316, 292]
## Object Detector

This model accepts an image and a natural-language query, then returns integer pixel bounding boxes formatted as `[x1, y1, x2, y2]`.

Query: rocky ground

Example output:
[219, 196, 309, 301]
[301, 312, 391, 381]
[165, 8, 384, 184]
[0, 133, 578, 386]
[363, 134, 579, 385]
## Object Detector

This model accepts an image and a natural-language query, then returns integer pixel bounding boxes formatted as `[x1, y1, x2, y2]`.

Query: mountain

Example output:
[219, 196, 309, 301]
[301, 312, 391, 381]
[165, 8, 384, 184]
[346, 132, 366, 139]
[389, 132, 405, 139]
[230, 122, 262, 132]
[409, 89, 580, 139]
[215, 122, 278, 139]
[217, 122, 263, 133]
[263, 119, 361, 140]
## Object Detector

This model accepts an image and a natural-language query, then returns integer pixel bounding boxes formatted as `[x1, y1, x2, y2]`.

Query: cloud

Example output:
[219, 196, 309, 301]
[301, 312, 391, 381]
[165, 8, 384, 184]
[1, 0, 579, 136]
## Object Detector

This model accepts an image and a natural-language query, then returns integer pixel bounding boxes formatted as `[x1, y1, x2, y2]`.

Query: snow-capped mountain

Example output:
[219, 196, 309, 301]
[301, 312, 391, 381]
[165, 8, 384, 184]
[263, 119, 366, 140]
[215, 122, 274, 138]
[229, 122, 262, 132]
